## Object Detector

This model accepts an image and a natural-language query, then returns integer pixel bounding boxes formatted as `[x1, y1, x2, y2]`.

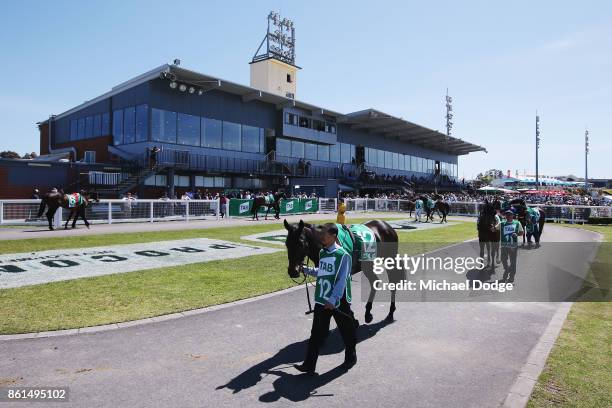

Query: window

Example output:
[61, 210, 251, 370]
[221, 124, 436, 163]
[287, 73, 292, 83]
[102, 112, 110, 135]
[384, 151, 392, 169]
[195, 176, 214, 187]
[305, 143, 318, 160]
[70, 120, 78, 141]
[392, 153, 399, 170]
[405, 155, 411, 172]
[145, 174, 167, 186]
[177, 113, 200, 146]
[123, 107, 136, 144]
[329, 143, 340, 162]
[151, 108, 177, 143]
[399, 154, 405, 171]
[313, 120, 325, 132]
[318, 144, 329, 161]
[377, 150, 384, 168]
[241, 125, 261, 153]
[298, 116, 311, 129]
[341, 143, 353, 164]
[276, 138, 291, 157]
[259, 128, 265, 153]
[173, 175, 190, 187]
[202, 117, 222, 148]
[77, 118, 85, 140]
[291, 140, 304, 158]
[135, 104, 148, 142]
[83, 151, 96, 163]
[93, 115, 101, 137]
[112, 109, 123, 145]
[85, 116, 93, 139]
[222, 121, 241, 151]
[285, 112, 298, 125]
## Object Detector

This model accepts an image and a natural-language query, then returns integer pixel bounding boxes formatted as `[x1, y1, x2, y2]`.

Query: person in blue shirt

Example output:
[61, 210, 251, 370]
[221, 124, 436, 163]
[294, 223, 357, 375]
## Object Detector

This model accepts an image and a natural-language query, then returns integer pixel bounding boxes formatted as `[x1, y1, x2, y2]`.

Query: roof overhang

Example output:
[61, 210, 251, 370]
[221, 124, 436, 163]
[339, 109, 487, 156]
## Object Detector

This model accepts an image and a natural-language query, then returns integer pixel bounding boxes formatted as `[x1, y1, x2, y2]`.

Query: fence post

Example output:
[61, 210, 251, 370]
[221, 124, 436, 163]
[397, 199, 400, 212]
[216, 198, 220, 220]
[334, 198, 338, 212]
[150, 202, 154, 223]
[108, 202, 112, 224]
[185, 200, 190, 222]
[54, 207, 62, 229]
[0, 202, 3, 225]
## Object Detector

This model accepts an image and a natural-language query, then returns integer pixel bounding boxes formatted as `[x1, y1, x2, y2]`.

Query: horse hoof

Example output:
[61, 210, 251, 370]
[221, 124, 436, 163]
[385, 313, 395, 322]
[365, 313, 373, 324]
[353, 319, 360, 330]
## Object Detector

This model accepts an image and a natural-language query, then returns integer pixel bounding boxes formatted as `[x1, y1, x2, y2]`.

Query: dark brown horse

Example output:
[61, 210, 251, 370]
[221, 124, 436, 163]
[477, 200, 499, 268]
[37, 191, 98, 230]
[252, 192, 286, 220]
[284, 219, 401, 323]
[510, 198, 546, 245]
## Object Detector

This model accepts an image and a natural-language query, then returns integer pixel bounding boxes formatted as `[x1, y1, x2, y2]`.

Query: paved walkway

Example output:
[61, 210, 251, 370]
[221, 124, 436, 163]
[0, 213, 472, 241]
[0, 225, 598, 408]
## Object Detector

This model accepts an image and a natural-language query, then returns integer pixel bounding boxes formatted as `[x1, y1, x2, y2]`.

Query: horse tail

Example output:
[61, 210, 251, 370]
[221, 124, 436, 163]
[37, 197, 46, 217]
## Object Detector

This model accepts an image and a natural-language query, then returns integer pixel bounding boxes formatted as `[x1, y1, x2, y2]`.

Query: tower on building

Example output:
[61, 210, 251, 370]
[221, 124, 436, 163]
[250, 11, 300, 99]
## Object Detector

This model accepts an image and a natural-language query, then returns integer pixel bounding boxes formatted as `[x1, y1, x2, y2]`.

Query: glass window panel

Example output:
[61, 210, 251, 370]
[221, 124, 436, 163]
[151, 108, 177, 143]
[384, 151, 392, 169]
[305, 143, 318, 160]
[85, 116, 93, 139]
[318, 144, 329, 161]
[222, 121, 241, 151]
[241, 125, 260, 153]
[123, 106, 136, 144]
[276, 138, 291, 157]
[112, 110, 123, 145]
[70, 120, 78, 141]
[340, 143, 351, 164]
[77, 118, 85, 140]
[291, 140, 304, 158]
[93, 115, 101, 137]
[399, 154, 405, 171]
[102, 112, 110, 135]
[259, 128, 265, 153]
[329, 143, 340, 162]
[377, 150, 384, 168]
[392, 152, 398, 170]
[202, 117, 222, 148]
[135, 104, 149, 142]
[214, 177, 224, 187]
[177, 112, 200, 146]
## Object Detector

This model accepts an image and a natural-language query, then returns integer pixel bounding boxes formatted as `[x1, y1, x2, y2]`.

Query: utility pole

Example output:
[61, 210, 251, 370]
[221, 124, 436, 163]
[585, 129, 589, 191]
[535, 112, 540, 190]
[439, 89, 453, 194]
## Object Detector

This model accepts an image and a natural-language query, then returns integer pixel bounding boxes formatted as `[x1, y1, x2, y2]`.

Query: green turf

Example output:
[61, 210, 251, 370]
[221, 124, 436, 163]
[528, 224, 611, 408]
[0, 219, 476, 334]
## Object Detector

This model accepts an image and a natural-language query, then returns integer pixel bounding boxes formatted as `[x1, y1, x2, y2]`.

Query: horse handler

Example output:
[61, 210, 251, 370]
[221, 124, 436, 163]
[294, 223, 357, 375]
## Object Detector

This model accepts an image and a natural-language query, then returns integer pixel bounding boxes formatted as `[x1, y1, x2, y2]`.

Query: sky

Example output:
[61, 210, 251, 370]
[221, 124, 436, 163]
[0, 0, 610, 179]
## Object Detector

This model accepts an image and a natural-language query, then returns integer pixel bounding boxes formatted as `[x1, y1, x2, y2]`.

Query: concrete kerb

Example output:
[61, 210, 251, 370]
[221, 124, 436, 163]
[502, 302, 573, 408]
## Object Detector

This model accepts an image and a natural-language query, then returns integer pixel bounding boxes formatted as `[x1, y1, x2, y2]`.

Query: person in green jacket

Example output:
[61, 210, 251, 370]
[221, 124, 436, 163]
[500, 209, 524, 283]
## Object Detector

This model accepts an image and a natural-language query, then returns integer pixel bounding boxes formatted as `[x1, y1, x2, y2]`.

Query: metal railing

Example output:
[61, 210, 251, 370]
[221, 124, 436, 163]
[342, 199, 612, 223]
[0, 199, 220, 226]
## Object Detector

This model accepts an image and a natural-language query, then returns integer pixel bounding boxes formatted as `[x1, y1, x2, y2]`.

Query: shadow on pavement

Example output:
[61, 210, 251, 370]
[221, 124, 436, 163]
[217, 318, 392, 402]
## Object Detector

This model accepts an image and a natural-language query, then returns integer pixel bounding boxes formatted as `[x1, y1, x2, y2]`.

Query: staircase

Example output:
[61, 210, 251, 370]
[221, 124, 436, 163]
[96, 165, 163, 197]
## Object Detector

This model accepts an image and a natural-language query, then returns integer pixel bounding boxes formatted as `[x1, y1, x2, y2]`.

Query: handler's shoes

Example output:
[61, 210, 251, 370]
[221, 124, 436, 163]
[293, 364, 316, 376]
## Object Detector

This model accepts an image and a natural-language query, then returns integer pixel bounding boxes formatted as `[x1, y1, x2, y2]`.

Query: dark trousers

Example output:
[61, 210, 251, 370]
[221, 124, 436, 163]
[527, 225, 540, 243]
[501, 246, 518, 282]
[302, 297, 356, 370]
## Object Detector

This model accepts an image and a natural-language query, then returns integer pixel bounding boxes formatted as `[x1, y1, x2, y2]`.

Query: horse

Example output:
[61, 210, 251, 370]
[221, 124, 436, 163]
[477, 200, 500, 269]
[252, 192, 286, 221]
[509, 198, 546, 246]
[433, 200, 450, 223]
[284, 219, 401, 323]
[37, 191, 98, 230]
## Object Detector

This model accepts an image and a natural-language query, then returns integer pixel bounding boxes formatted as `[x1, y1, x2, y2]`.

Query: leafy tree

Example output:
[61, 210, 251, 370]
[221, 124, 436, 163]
[0, 151, 20, 159]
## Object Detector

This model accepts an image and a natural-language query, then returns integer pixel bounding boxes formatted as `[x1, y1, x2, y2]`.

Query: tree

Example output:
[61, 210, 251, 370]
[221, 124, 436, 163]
[0, 151, 20, 159]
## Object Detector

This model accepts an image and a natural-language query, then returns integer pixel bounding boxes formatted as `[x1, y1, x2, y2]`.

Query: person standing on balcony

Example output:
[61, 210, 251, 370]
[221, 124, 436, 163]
[150, 146, 161, 169]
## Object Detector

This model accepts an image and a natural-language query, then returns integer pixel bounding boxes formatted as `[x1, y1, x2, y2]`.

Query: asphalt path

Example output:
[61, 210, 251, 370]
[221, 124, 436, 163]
[0, 225, 600, 408]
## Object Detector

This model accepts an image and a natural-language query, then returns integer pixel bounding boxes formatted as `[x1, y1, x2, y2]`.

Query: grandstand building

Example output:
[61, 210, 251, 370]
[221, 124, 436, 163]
[34, 13, 485, 198]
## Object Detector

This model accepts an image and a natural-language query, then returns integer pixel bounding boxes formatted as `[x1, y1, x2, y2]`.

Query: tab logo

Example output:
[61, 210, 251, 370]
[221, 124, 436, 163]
[305, 200, 313, 211]
[239, 202, 250, 214]
[286, 201, 294, 211]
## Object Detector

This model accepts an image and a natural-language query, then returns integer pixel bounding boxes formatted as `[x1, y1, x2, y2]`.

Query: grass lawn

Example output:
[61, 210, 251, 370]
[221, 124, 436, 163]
[528, 224, 611, 408]
[0, 220, 475, 334]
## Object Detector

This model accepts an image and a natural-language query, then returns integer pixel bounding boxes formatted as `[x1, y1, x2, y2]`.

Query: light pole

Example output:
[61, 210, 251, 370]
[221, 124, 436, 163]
[535, 112, 540, 190]
[440, 89, 453, 194]
[585, 129, 589, 190]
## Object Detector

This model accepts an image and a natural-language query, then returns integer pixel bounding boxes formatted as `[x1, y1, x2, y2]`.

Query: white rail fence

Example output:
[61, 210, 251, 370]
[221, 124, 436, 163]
[0, 198, 338, 227]
[343, 199, 611, 223]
